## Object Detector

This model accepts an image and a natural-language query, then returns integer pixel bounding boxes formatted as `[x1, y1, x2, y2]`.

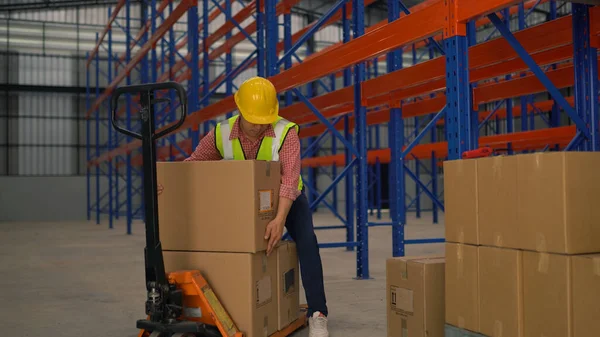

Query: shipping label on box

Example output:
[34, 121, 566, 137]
[390, 286, 414, 316]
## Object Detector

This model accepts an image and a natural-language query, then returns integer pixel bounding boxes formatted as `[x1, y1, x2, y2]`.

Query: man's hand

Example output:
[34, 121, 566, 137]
[265, 216, 285, 256]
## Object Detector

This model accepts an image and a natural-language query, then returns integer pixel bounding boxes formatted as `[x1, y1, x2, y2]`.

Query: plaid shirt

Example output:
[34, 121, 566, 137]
[184, 117, 302, 201]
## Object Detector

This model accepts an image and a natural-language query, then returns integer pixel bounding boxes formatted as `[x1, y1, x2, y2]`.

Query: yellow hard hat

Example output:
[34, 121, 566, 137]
[234, 76, 279, 125]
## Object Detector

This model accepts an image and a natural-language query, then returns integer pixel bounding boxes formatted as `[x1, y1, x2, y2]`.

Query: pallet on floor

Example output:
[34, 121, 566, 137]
[445, 324, 487, 337]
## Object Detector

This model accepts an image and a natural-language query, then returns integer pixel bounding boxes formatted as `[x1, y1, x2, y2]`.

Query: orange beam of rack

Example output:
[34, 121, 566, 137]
[269, 0, 447, 92]
[283, 18, 577, 125]
[300, 126, 576, 167]
[85, 0, 194, 119]
[154, 1, 223, 70]
[457, 0, 524, 23]
[113, 0, 300, 119]
[93, 2, 594, 165]
[86, 0, 126, 68]
[302, 0, 546, 70]
[298, 97, 575, 139]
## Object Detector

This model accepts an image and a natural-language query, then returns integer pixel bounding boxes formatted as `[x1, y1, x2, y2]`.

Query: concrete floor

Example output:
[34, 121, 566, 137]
[0, 212, 444, 337]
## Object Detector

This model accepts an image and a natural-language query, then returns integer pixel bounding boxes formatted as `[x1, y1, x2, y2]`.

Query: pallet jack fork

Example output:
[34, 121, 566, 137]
[110, 82, 307, 337]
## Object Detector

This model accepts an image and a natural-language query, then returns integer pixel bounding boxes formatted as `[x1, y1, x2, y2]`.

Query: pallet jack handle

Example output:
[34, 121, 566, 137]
[111, 82, 188, 323]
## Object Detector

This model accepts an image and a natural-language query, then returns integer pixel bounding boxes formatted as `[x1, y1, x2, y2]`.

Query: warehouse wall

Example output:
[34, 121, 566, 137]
[0, 176, 87, 221]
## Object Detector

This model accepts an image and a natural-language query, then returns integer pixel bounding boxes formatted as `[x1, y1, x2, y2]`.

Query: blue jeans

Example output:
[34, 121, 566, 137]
[284, 191, 328, 317]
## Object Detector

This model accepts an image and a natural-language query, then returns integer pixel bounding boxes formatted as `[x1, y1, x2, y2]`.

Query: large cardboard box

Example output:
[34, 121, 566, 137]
[445, 243, 479, 333]
[163, 250, 278, 337]
[572, 254, 600, 337]
[443, 159, 479, 245]
[477, 156, 519, 249]
[478, 246, 523, 337]
[276, 241, 299, 330]
[386, 255, 445, 337]
[157, 160, 280, 253]
[517, 152, 600, 254]
[522, 251, 572, 337]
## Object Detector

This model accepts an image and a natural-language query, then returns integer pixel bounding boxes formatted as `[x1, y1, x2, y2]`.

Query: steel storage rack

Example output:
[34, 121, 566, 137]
[87, 0, 600, 279]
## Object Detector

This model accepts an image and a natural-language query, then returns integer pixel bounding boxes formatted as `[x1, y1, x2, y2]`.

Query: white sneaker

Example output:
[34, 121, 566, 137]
[308, 311, 329, 337]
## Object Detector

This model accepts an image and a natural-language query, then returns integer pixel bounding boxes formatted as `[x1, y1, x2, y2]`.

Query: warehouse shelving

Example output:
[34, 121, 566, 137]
[86, 0, 600, 279]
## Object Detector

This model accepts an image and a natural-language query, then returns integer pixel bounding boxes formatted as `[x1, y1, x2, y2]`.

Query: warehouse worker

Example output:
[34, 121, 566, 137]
[184, 76, 329, 337]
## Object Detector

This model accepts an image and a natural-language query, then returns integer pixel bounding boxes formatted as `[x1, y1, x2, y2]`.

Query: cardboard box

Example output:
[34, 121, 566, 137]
[163, 250, 278, 337]
[522, 251, 572, 337]
[477, 156, 519, 249]
[572, 254, 600, 337]
[157, 160, 280, 253]
[443, 159, 479, 245]
[445, 243, 479, 333]
[478, 246, 523, 337]
[517, 152, 600, 254]
[276, 241, 299, 330]
[386, 255, 445, 337]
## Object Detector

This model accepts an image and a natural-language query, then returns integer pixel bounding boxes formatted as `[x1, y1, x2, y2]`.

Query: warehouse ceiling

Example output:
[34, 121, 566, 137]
[0, 0, 131, 12]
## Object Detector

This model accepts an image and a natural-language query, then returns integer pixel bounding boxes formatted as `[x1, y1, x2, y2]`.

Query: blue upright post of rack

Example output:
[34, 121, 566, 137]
[256, 0, 265, 77]
[428, 44, 438, 224]
[387, 0, 404, 257]
[151, 0, 158, 83]
[445, 11, 474, 160]
[283, 9, 293, 107]
[95, 32, 101, 225]
[189, 1, 200, 148]
[265, 0, 278, 77]
[202, 0, 210, 134]
[86, 52, 91, 221]
[226, 0, 233, 119]
[129, 0, 140, 234]
[330, 75, 338, 215]
[342, 4, 354, 252]
[550, 0, 560, 145]
[107, 7, 114, 230]
[353, 0, 369, 279]
[411, 45, 421, 218]
[572, 3, 599, 151]
[169, 0, 176, 161]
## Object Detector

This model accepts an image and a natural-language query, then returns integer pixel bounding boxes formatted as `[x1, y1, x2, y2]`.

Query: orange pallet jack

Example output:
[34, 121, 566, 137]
[111, 82, 307, 337]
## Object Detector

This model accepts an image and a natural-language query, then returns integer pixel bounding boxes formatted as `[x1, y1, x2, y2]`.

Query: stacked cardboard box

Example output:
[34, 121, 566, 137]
[386, 255, 446, 337]
[157, 160, 300, 337]
[443, 152, 600, 337]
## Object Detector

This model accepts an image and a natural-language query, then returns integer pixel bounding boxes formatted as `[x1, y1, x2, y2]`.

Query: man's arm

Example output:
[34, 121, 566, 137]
[265, 128, 301, 255]
[184, 129, 222, 161]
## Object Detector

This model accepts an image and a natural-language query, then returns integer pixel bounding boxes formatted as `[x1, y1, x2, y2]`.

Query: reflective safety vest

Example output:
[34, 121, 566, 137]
[215, 115, 303, 191]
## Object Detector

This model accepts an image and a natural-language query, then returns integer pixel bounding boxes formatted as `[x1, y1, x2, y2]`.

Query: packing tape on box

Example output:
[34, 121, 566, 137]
[457, 244, 464, 278]
[458, 316, 466, 329]
[262, 253, 268, 273]
[538, 253, 550, 274]
[400, 260, 409, 280]
[593, 257, 600, 277]
[401, 318, 408, 337]
[493, 232, 504, 247]
[263, 316, 269, 337]
[265, 162, 271, 177]
[536, 233, 547, 252]
[458, 230, 465, 244]
[493, 320, 503, 337]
